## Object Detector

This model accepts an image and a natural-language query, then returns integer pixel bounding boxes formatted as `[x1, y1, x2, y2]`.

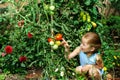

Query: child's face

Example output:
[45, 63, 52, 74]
[80, 37, 94, 53]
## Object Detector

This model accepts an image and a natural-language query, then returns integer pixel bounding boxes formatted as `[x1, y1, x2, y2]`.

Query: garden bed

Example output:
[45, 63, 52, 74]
[0, 68, 43, 80]
[0, 67, 119, 80]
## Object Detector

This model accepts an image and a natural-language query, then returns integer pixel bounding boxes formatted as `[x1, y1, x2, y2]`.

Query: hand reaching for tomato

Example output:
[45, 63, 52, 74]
[61, 38, 70, 52]
[61, 38, 69, 47]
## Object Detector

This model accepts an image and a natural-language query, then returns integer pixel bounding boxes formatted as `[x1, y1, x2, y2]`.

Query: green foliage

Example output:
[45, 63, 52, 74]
[0, 73, 7, 80]
[102, 15, 120, 71]
[0, 0, 119, 79]
[107, 16, 120, 29]
[110, 0, 120, 11]
[103, 50, 118, 68]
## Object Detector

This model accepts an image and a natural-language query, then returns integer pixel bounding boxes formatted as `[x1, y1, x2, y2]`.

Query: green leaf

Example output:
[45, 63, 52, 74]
[84, 0, 91, 6]
[21, 63, 26, 67]
[0, 74, 6, 80]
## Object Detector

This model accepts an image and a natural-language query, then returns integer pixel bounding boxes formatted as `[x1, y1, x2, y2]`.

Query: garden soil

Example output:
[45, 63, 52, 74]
[4, 67, 120, 80]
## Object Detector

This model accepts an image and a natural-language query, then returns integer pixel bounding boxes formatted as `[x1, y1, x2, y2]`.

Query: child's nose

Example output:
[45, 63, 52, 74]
[80, 44, 83, 47]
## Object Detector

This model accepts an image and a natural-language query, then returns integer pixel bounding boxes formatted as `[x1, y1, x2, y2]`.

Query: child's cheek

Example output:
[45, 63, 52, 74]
[81, 47, 84, 51]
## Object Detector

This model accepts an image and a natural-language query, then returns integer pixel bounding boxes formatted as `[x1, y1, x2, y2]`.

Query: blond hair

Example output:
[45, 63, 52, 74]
[82, 32, 101, 51]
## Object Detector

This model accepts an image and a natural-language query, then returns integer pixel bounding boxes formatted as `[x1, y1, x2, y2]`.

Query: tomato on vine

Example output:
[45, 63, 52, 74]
[55, 41, 61, 46]
[49, 5, 55, 10]
[47, 38, 53, 42]
[52, 44, 58, 50]
[91, 21, 97, 28]
[48, 33, 63, 50]
[55, 33, 63, 41]
[82, 15, 86, 22]
[49, 41, 54, 46]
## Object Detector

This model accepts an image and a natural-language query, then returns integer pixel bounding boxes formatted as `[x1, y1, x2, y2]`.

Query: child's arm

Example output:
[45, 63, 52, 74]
[95, 54, 104, 69]
[61, 38, 81, 60]
[67, 46, 81, 59]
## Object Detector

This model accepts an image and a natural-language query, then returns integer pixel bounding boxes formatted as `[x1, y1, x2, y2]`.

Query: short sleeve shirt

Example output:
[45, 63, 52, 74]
[79, 51, 97, 66]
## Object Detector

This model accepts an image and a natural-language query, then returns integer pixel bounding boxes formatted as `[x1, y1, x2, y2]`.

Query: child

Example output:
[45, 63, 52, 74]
[62, 32, 104, 80]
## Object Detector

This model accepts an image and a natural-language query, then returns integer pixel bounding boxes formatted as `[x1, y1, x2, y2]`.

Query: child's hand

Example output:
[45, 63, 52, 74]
[61, 38, 69, 48]
[61, 38, 70, 52]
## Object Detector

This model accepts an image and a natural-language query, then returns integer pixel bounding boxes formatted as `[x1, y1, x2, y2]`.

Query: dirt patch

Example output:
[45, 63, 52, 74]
[1, 67, 120, 80]
[5, 74, 25, 80]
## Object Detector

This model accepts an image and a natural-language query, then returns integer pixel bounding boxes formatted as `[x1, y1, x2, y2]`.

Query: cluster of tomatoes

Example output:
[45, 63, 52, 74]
[80, 11, 97, 28]
[80, 11, 91, 22]
[47, 33, 63, 50]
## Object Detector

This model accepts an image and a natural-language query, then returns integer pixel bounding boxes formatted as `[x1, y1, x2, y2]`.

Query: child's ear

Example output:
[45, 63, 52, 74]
[91, 47, 95, 52]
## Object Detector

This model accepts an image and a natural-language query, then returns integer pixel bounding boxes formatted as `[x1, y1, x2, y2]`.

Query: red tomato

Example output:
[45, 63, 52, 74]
[47, 38, 53, 42]
[55, 33, 63, 41]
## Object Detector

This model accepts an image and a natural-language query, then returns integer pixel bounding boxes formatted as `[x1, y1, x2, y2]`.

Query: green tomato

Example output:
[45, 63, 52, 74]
[80, 11, 84, 17]
[82, 15, 86, 22]
[49, 41, 54, 46]
[52, 44, 58, 50]
[87, 15, 91, 22]
[49, 5, 55, 10]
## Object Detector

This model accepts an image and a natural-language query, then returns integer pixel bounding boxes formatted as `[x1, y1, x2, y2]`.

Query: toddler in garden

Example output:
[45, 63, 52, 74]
[62, 32, 104, 80]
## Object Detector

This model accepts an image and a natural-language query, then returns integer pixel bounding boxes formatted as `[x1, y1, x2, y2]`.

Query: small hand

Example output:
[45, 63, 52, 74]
[61, 38, 70, 49]
[61, 38, 70, 52]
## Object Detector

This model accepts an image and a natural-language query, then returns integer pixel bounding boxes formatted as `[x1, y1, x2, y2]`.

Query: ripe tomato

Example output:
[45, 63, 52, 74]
[47, 38, 53, 42]
[55, 33, 63, 41]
